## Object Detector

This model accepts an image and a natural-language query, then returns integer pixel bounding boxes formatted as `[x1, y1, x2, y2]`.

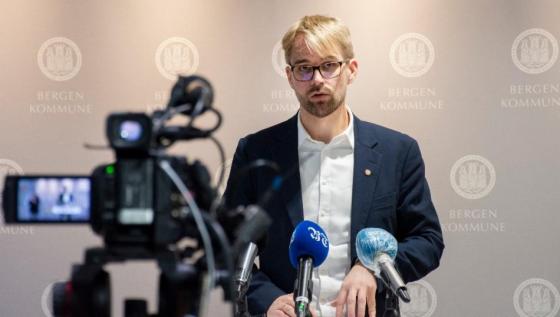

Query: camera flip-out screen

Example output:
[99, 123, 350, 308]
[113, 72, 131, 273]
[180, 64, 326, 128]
[16, 176, 91, 223]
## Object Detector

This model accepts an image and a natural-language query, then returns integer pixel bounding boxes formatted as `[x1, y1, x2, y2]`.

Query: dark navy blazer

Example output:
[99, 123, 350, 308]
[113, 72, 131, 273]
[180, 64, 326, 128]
[224, 114, 444, 316]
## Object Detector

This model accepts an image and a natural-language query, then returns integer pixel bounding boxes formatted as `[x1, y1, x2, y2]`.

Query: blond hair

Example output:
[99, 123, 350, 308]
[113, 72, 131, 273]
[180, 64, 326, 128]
[281, 15, 354, 65]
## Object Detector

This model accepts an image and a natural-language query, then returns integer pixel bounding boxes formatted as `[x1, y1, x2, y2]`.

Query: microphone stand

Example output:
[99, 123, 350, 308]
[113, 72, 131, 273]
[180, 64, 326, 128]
[380, 272, 400, 317]
[234, 292, 250, 317]
[234, 243, 257, 317]
[383, 290, 400, 317]
[294, 257, 314, 317]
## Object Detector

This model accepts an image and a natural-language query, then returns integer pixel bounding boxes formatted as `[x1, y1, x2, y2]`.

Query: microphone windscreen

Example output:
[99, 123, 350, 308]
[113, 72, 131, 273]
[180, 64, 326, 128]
[232, 205, 272, 255]
[288, 220, 329, 268]
[356, 228, 398, 273]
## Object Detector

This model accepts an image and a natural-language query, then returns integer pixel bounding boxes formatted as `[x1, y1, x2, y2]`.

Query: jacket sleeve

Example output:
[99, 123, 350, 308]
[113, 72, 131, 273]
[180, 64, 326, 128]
[394, 139, 445, 283]
[224, 137, 287, 314]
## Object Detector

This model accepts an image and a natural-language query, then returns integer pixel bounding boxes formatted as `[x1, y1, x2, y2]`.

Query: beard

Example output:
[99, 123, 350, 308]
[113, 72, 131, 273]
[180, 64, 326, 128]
[298, 87, 345, 118]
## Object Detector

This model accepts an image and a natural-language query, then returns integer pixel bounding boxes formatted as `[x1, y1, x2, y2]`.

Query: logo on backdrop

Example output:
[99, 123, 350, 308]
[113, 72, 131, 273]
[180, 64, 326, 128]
[0, 159, 32, 234]
[501, 29, 559, 109]
[379, 87, 444, 111]
[390, 33, 435, 78]
[512, 28, 558, 75]
[272, 40, 288, 78]
[155, 37, 199, 80]
[514, 278, 560, 317]
[37, 37, 82, 81]
[41, 281, 66, 317]
[0, 159, 24, 207]
[266, 41, 298, 112]
[146, 90, 170, 113]
[450, 155, 496, 200]
[501, 83, 560, 109]
[400, 280, 437, 317]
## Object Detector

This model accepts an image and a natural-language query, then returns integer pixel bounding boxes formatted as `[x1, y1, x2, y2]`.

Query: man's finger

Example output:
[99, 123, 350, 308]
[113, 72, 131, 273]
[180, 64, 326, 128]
[334, 288, 348, 317]
[280, 302, 297, 317]
[356, 287, 367, 317]
[281, 295, 295, 308]
[272, 311, 290, 317]
[366, 286, 376, 317]
[346, 288, 358, 317]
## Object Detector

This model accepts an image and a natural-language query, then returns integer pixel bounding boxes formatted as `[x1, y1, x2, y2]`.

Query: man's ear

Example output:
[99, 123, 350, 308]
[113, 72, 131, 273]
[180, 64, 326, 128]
[347, 59, 358, 84]
[286, 65, 295, 89]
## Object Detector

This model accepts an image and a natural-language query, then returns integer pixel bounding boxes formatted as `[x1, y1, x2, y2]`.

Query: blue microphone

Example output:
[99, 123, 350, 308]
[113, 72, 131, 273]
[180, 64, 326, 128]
[356, 228, 410, 303]
[289, 220, 329, 317]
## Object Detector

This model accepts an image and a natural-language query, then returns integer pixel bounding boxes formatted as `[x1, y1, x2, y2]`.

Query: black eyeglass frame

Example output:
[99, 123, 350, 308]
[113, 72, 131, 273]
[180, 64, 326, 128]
[288, 60, 349, 82]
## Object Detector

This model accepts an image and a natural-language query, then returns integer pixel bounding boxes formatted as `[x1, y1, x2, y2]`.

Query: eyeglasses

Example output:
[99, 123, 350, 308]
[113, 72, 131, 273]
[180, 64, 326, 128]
[289, 60, 348, 81]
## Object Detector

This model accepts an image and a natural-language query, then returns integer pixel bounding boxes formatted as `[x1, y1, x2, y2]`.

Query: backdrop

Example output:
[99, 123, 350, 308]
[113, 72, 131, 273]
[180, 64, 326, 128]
[1, 1, 559, 316]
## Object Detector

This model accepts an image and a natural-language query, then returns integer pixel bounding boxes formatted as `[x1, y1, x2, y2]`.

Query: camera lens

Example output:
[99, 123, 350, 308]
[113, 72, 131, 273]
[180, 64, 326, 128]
[119, 120, 143, 142]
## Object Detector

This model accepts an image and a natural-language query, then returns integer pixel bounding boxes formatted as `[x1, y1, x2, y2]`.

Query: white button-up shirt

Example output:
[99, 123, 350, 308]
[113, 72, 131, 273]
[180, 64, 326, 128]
[297, 107, 354, 317]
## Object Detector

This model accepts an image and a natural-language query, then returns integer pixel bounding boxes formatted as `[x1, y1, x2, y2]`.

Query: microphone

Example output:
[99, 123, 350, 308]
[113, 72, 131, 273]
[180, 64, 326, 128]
[356, 228, 410, 303]
[166, 75, 213, 116]
[234, 242, 258, 298]
[289, 220, 329, 317]
[221, 204, 269, 317]
[231, 205, 271, 256]
[233, 241, 260, 317]
[234, 228, 268, 299]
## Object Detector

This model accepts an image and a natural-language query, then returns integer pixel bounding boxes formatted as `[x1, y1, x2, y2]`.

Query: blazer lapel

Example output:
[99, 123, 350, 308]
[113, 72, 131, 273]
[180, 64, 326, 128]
[350, 116, 381, 259]
[270, 115, 304, 228]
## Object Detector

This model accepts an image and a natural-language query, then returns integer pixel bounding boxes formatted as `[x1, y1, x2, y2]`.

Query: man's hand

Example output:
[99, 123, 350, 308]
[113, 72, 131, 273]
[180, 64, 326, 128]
[332, 261, 377, 317]
[267, 293, 318, 317]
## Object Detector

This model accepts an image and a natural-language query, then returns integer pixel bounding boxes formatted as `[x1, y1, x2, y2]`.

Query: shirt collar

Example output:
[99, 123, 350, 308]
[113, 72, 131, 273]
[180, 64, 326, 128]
[297, 106, 355, 150]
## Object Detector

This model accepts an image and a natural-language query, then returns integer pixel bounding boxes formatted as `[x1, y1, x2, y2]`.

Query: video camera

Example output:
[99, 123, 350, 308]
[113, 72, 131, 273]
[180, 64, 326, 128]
[1, 75, 272, 317]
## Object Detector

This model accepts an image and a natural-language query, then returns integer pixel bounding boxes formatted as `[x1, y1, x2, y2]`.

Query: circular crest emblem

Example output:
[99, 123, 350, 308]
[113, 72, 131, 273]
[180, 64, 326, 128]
[400, 280, 437, 317]
[37, 37, 82, 81]
[512, 28, 558, 74]
[390, 33, 435, 78]
[514, 278, 560, 317]
[450, 155, 496, 200]
[272, 40, 288, 78]
[155, 37, 200, 80]
[0, 159, 24, 211]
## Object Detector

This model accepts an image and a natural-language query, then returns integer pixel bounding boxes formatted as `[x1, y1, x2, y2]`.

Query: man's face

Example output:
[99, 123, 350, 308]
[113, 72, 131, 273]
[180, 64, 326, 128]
[285, 34, 357, 118]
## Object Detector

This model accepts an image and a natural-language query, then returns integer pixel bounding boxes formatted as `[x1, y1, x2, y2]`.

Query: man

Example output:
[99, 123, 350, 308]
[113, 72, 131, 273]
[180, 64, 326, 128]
[224, 15, 444, 317]
[57, 185, 74, 205]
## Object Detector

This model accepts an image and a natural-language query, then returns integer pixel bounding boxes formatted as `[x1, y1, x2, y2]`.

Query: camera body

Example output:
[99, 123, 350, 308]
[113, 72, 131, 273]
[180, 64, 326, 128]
[3, 111, 215, 257]
[92, 112, 215, 254]
[0, 76, 257, 317]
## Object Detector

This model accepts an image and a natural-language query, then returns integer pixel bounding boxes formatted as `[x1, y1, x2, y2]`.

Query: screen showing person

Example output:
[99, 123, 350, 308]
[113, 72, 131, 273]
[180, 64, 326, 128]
[16, 177, 91, 222]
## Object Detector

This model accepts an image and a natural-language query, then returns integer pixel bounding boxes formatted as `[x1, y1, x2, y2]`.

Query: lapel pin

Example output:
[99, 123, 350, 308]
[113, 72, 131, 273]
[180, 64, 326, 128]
[364, 169, 372, 176]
